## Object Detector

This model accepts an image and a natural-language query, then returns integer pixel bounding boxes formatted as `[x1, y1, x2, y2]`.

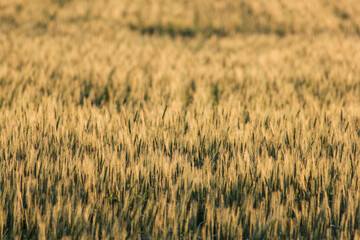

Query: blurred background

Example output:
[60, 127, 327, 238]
[1, 0, 360, 38]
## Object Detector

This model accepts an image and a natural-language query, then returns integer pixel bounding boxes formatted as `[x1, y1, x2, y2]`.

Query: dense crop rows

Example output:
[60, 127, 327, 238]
[1, 0, 360, 239]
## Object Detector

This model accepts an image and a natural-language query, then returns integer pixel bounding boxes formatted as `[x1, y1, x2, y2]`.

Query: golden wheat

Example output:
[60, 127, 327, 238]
[1, 0, 360, 239]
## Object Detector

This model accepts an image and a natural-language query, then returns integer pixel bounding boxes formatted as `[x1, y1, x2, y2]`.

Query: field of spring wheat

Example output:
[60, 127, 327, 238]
[1, 0, 360, 239]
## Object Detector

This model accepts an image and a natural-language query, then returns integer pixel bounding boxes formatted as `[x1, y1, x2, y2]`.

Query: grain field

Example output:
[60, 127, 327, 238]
[1, 0, 360, 239]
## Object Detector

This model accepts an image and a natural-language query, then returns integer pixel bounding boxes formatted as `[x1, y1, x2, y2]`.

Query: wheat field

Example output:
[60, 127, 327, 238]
[1, 0, 360, 239]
